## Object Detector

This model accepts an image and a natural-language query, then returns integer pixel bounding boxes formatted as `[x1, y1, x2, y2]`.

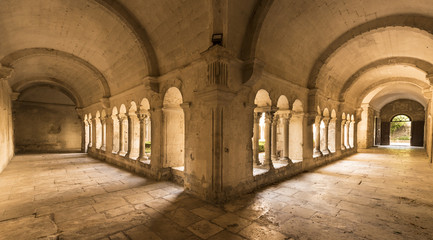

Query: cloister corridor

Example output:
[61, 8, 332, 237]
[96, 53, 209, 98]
[0, 147, 432, 240]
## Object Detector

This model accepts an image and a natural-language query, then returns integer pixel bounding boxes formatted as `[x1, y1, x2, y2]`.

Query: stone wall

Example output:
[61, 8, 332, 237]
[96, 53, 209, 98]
[380, 99, 425, 122]
[0, 80, 14, 173]
[14, 101, 81, 153]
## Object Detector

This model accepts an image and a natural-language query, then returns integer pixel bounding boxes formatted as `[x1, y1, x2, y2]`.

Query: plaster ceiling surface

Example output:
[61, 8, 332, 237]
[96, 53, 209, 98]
[344, 65, 429, 103]
[9, 54, 102, 106]
[318, 27, 433, 99]
[0, 0, 150, 104]
[18, 86, 75, 105]
[256, 0, 433, 88]
[117, 0, 212, 74]
[363, 82, 427, 109]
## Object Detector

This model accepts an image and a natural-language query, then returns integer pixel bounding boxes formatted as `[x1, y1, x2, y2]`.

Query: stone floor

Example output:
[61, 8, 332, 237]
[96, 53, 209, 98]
[0, 147, 433, 240]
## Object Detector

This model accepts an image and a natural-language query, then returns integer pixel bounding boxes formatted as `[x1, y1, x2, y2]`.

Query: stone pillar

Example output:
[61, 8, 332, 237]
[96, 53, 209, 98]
[83, 120, 88, 153]
[313, 115, 322, 157]
[91, 118, 96, 151]
[151, 108, 163, 170]
[125, 114, 134, 159]
[271, 114, 279, 161]
[137, 112, 147, 161]
[105, 113, 113, 154]
[264, 111, 274, 168]
[101, 117, 107, 151]
[302, 114, 315, 162]
[345, 120, 350, 149]
[281, 113, 291, 160]
[88, 119, 93, 148]
[321, 117, 330, 155]
[119, 116, 126, 156]
[341, 119, 347, 151]
[252, 112, 261, 165]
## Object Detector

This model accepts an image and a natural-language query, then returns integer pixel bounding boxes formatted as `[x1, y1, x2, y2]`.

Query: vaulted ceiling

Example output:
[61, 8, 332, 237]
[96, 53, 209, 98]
[2, 0, 432, 110]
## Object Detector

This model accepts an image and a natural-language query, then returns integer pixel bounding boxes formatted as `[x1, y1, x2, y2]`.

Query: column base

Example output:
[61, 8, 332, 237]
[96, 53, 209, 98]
[321, 149, 330, 155]
[313, 150, 323, 158]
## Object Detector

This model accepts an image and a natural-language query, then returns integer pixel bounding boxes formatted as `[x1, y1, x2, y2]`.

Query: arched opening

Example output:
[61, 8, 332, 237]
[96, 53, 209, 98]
[84, 114, 89, 153]
[139, 98, 151, 163]
[341, 113, 347, 150]
[275, 95, 290, 168]
[390, 115, 411, 146]
[313, 106, 322, 157]
[379, 99, 425, 147]
[163, 87, 185, 170]
[128, 102, 140, 159]
[101, 110, 107, 151]
[111, 107, 120, 154]
[289, 99, 304, 162]
[349, 115, 355, 148]
[320, 108, 330, 155]
[95, 111, 102, 149]
[13, 85, 82, 153]
[345, 114, 350, 149]
[88, 113, 93, 149]
[119, 104, 128, 156]
[328, 110, 337, 153]
[252, 89, 272, 175]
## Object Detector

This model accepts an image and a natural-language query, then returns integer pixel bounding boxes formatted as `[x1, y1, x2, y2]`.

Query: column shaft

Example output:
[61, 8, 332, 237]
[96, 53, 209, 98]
[264, 112, 274, 168]
[271, 114, 278, 161]
[253, 112, 261, 165]
[313, 116, 322, 157]
[341, 120, 347, 150]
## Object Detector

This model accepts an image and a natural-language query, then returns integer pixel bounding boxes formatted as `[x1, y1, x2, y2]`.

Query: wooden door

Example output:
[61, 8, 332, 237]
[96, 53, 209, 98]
[411, 121, 424, 146]
[381, 122, 390, 145]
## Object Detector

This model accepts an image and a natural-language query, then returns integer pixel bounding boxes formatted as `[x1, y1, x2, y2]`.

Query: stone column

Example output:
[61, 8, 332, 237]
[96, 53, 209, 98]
[252, 112, 261, 165]
[119, 116, 126, 156]
[125, 114, 134, 159]
[151, 108, 163, 170]
[264, 111, 274, 168]
[105, 114, 113, 154]
[345, 120, 350, 149]
[112, 114, 120, 154]
[88, 120, 93, 148]
[137, 112, 147, 161]
[281, 113, 291, 160]
[101, 117, 107, 151]
[341, 119, 347, 151]
[83, 120, 89, 153]
[271, 114, 279, 161]
[313, 115, 322, 157]
[321, 117, 330, 155]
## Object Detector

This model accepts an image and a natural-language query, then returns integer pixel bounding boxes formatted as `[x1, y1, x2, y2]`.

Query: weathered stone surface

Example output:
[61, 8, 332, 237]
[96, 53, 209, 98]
[0, 215, 58, 240]
[1, 149, 433, 239]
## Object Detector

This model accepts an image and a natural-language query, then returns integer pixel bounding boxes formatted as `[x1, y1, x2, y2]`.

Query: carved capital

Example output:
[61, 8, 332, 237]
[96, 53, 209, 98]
[322, 116, 330, 125]
[253, 112, 261, 123]
[265, 111, 274, 123]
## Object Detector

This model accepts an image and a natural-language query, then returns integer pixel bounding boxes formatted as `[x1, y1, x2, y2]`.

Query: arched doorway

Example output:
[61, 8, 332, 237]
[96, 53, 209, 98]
[390, 115, 411, 146]
[379, 99, 425, 147]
